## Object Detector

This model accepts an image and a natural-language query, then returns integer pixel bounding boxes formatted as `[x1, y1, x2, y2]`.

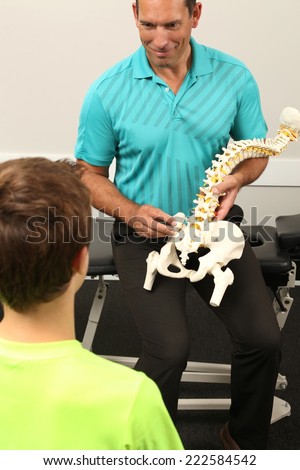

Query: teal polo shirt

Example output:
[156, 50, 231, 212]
[75, 37, 267, 216]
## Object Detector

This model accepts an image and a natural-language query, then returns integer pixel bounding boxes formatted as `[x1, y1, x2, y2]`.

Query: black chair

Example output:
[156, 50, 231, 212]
[82, 214, 300, 424]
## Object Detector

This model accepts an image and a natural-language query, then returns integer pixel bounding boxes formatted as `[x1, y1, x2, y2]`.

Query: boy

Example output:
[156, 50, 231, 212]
[0, 157, 183, 450]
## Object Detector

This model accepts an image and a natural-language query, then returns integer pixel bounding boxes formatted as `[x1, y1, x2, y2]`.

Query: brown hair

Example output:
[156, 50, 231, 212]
[135, 0, 197, 17]
[0, 157, 92, 312]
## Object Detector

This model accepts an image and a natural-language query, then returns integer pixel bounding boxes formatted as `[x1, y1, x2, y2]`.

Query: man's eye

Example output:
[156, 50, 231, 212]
[166, 23, 179, 29]
[140, 23, 155, 30]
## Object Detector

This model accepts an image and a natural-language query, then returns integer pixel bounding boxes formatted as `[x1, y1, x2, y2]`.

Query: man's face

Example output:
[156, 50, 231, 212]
[133, 0, 201, 70]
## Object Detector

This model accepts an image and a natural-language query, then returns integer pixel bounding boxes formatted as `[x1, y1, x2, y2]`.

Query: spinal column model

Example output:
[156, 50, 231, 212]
[144, 107, 300, 307]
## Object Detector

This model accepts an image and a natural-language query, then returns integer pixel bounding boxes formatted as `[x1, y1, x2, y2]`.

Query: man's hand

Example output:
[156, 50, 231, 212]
[211, 174, 242, 220]
[126, 204, 176, 238]
[211, 156, 269, 220]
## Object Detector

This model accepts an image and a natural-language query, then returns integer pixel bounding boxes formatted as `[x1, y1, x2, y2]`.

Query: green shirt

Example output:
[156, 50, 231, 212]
[0, 338, 183, 450]
[75, 38, 267, 216]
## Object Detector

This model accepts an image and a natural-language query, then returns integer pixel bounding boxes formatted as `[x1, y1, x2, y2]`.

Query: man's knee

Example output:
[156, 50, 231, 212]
[159, 334, 190, 370]
[239, 326, 282, 366]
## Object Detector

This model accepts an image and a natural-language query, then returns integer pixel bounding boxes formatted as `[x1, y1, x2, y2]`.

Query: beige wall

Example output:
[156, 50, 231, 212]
[0, 0, 299, 218]
[237, 186, 300, 227]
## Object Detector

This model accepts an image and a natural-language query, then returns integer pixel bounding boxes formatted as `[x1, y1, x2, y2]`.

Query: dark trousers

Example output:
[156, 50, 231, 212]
[111, 208, 282, 449]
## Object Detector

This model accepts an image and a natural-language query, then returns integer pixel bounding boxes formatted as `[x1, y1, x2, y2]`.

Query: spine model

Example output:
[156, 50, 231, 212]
[144, 107, 300, 306]
[175, 107, 300, 264]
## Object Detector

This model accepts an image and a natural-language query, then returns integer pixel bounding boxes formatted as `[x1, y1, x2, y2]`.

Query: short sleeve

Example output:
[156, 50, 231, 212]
[124, 375, 184, 450]
[75, 83, 117, 167]
[231, 69, 268, 141]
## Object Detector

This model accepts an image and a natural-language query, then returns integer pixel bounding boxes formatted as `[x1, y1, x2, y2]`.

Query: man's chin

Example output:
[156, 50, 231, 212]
[149, 55, 172, 69]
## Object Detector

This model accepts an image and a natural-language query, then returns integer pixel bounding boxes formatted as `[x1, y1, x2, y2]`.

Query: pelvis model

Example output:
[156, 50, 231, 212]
[144, 107, 300, 307]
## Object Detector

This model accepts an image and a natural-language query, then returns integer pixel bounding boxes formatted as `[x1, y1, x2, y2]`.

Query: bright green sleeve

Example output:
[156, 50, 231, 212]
[124, 374, 184, 450]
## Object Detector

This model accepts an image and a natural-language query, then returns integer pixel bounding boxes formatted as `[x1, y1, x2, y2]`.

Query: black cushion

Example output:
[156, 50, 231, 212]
[276, 214, 300, 250]
[242, 225, 292, 274]
[87, 217, 117, 276]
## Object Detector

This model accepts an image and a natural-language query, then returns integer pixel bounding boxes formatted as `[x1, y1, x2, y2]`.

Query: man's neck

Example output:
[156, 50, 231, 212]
[149, 45, 192, 95]
[153, 66, 189, 95]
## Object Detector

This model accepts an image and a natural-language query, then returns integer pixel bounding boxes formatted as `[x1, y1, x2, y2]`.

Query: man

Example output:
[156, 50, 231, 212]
[0, 157, 183, 450]
[75, 1, 281, 449]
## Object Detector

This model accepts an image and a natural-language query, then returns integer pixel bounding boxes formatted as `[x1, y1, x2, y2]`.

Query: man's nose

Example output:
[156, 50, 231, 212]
[152, 26, 168, 49]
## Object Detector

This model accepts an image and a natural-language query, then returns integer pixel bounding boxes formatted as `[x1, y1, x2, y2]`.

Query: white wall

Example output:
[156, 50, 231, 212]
[0, 0, 137, 157]
[0, 0, 299, 221]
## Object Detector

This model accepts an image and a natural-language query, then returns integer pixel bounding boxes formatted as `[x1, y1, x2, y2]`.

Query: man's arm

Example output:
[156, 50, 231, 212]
[77, 160, 175, 238]
[212, 157, 268, 220]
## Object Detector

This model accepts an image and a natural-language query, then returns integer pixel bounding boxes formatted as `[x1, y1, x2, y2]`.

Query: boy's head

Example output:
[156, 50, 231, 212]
[0, 157, 91, 312]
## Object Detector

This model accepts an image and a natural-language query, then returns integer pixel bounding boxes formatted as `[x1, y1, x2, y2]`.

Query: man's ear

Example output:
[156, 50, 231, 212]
[132, 2, 138, 23]
[72, 246, 89, 276]
[192, 2, 202, 28]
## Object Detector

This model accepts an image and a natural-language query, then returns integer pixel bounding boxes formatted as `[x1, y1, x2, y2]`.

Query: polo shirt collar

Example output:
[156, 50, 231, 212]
[133, 36, 213, 79]
[133, 46, 154, 79]
[190, 37, 213, 77]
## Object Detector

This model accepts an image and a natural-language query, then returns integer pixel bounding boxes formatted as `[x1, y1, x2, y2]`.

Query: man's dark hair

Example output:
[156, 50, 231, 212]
[135, 0, 196, 17]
